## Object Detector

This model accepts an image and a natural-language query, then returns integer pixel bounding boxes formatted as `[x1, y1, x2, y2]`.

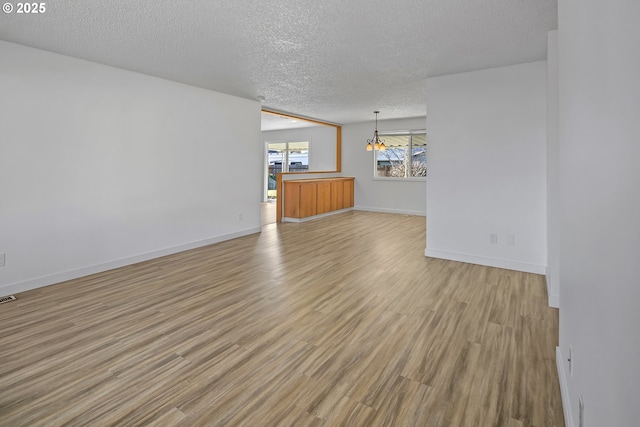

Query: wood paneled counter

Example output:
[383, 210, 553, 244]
[283, 177, 354, 220]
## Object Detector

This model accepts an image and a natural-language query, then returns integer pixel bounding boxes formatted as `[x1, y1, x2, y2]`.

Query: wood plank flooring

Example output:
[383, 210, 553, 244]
[0, 211, 564, 426]
[261, 201, 276, 226]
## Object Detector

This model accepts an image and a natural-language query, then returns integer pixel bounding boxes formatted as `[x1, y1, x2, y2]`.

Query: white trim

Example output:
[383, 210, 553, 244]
[557, 346, 573, 427]
[353, 206, 426, 217]
[546, 272, 560, 308]
[424, 248, 546, 275]
[282, 208, 353, 223]
[0, 227, 262, 297]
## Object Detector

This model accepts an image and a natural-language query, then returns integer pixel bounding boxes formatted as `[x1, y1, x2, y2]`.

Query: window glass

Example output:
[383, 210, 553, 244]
[376, 135, 409, 177]
[411, 134, 427, 177]
[374, 132, 426, 178]
[287, 142, 309, 172]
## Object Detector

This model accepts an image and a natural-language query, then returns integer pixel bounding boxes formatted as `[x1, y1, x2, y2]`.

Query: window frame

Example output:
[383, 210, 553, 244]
[371, 130, 426, 181]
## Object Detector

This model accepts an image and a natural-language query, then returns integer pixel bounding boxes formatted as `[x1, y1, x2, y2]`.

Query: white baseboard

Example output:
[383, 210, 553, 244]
[424, 248, 546, 275]
[546, 271, 560, 308]
[0, 227, 262, 297]
[557, 346, 573, 427]
[282, 208, 353, 223]
[548, 294, 560, 308]
[353, 206, 426, 217]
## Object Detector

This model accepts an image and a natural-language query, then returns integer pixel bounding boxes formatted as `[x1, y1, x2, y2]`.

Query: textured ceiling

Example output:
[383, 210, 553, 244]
[0, 0, 557, 124]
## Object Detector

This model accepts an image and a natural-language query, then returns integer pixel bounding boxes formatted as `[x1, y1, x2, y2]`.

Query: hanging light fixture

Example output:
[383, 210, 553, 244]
[366, 111, 386, 151]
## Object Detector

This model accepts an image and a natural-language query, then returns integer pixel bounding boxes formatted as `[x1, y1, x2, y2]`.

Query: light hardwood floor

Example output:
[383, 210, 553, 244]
[0, 211, 564, 426]
[261, 201, 276, 226]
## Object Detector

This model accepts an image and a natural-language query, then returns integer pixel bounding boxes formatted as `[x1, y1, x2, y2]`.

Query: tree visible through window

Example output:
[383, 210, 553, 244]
[374, 132, 426, 178]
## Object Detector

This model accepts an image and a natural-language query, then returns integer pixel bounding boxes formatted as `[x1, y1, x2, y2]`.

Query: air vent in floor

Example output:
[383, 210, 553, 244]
[0, 295, 17, 304]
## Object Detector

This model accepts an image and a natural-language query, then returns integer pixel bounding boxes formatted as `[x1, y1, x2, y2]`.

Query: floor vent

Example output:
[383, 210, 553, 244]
[0, 295, 17, 304]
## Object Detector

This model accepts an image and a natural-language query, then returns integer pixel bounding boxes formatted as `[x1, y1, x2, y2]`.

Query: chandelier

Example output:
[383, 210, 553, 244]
[366, 111, 386, 151]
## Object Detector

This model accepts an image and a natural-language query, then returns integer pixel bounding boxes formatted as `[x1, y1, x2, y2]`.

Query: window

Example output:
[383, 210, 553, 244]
[267, 141, 309, 173]
[374, 131, 426, 178]
[286, 141, 309, 172]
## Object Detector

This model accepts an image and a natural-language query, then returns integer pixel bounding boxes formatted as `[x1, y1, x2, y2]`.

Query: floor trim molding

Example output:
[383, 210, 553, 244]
[282, 208, 353, 223]
[424, 248, 546, 275]
[353, 206, 426, 216]
[0, 227, 262, 297]
[557, 346, 573, 427]
[545, 272, 560, 308]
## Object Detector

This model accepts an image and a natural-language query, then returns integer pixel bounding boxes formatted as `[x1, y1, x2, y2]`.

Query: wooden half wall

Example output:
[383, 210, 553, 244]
[264, 109, 344, 223]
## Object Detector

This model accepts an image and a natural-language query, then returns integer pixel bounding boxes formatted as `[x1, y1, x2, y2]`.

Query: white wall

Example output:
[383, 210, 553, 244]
[425, 61, 547, 274]
[262, 125, 337, 172]
[547, 30, 560, 308]
[0, 41, 262, 296]
[556, 1, 640, 425]
[342, 117, 427, 216]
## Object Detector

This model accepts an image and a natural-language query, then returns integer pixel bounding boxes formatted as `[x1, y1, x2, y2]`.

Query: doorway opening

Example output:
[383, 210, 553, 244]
[266, 141, 309, 201]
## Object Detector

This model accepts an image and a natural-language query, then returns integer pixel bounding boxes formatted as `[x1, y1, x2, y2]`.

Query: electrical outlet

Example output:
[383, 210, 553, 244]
[506, 234, 515, 246]
[0, 253, 5, 268]
[238, 213, 243, 221]
[579, 395, 584, 427]
[490, 233, 498, 244]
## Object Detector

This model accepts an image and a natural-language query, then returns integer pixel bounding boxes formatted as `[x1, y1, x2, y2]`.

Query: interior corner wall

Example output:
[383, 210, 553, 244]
[547, 30, 560, 308]
[341, 117, 427, 216]
[557, 0, 640, 425]
[0, 41, 262, 296]
[425, 61, 547, 274]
